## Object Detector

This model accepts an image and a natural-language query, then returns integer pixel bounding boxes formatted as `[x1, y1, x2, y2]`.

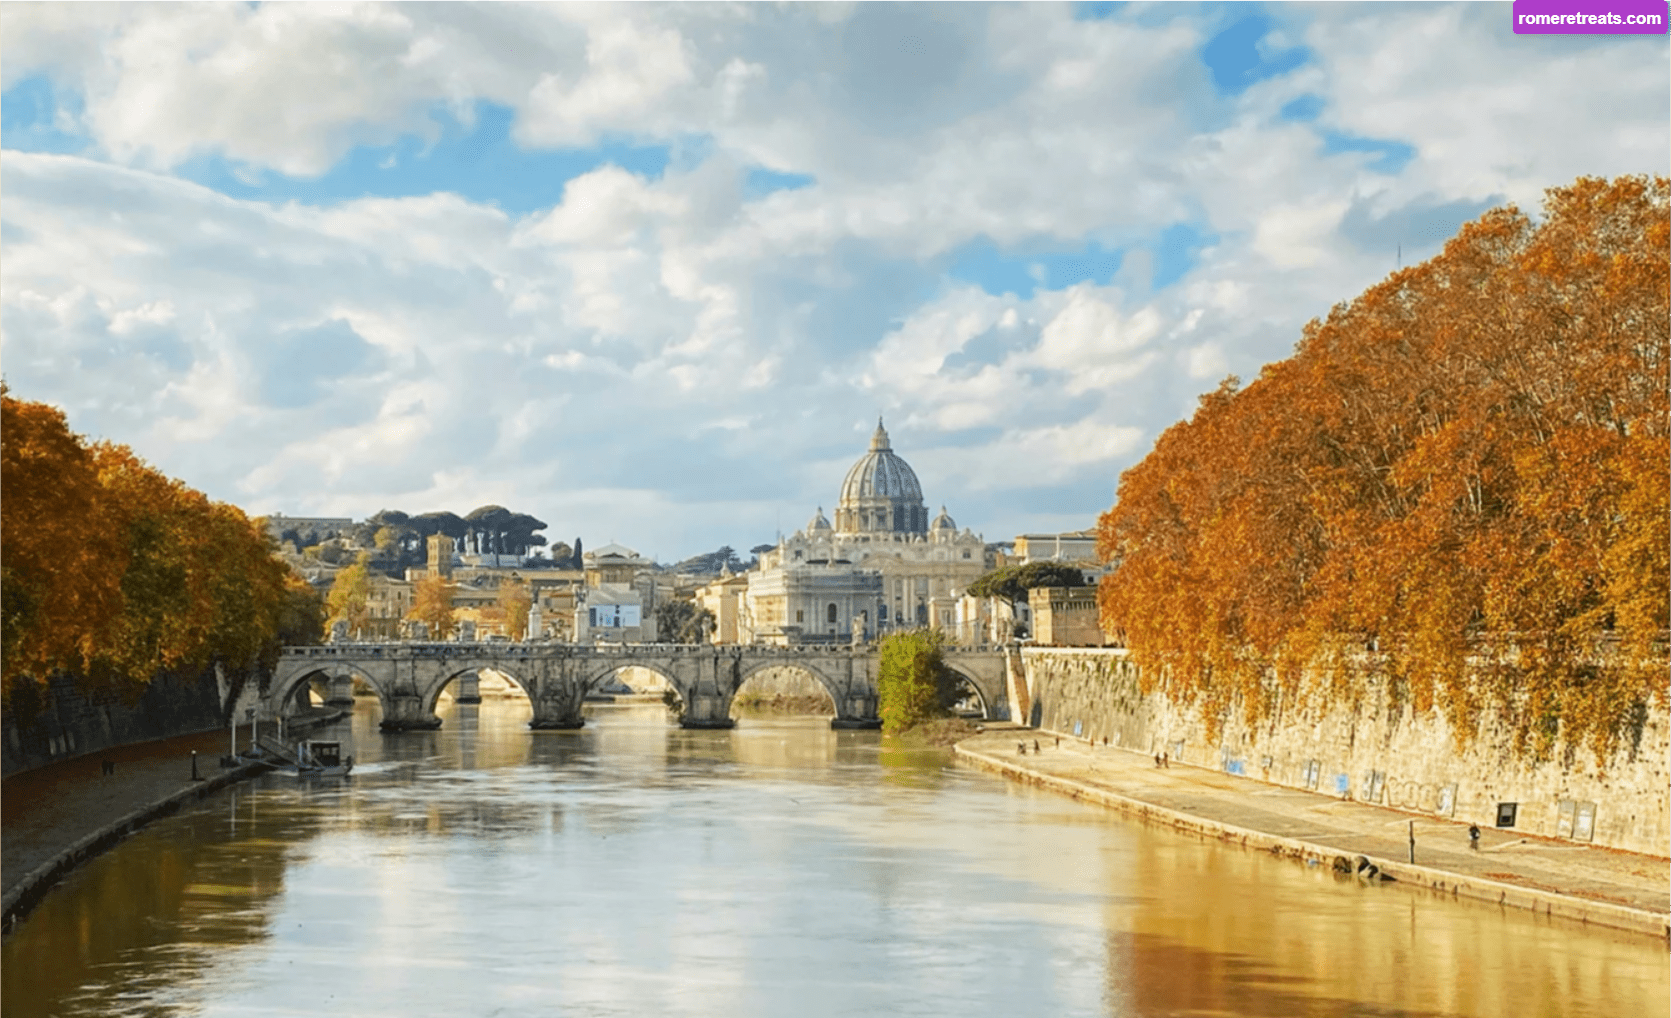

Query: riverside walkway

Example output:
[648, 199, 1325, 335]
[3, 728, 242, 919]
[956, 726, 1669, 939]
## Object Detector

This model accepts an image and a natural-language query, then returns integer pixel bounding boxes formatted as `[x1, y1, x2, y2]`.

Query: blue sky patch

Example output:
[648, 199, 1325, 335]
[947, 238, 1124, 299]
[1201, 12, 1310, 96]
[172, 102, 671, 213]
[1, 76, 89, 155]
[744, 168, 816, 199]
[1073, 1, 1127, 20]
[1279, 94, 1326, 123]
[1321, 130, 1416, 175]
[1152, 223, 1216, 290]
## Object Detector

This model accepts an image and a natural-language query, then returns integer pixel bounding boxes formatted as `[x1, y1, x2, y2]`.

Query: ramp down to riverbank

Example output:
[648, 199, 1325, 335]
[955, 727, 1669, 940]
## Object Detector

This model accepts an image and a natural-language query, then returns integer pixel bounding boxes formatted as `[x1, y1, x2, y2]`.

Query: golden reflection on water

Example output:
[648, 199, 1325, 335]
[3, 700, 1665, 1018]
[1103, 822, 1662, 1018]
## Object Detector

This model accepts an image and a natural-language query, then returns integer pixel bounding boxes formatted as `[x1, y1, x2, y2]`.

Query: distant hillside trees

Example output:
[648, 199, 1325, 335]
[329, 506, 557, 577]
[1096, 176, 1668, 758]
[1, 388, 315, 709]
[675, 546, 744, 575]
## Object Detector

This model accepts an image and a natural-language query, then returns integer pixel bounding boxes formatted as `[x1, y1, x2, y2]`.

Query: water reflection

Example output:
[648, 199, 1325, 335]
[3, 699, 1664, 1018]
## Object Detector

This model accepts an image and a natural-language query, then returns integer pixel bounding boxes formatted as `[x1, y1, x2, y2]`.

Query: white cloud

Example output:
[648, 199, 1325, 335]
[1253, 200, 1350, 269]
[107, 299, 176, 336]
[2, 3, 1664, 558]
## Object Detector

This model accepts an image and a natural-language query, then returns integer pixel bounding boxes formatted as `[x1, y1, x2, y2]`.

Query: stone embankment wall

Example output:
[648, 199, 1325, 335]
[1, 666, 249, 778]
[1021, 648, 1669, 858]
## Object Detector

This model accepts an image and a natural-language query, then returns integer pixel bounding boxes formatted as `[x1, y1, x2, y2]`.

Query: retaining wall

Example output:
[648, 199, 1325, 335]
[1020, 648, 1669, 858]
[2, 668, 232, 779]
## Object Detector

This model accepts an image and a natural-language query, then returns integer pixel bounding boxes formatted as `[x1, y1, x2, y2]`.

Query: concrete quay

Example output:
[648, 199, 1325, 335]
[955, 725, 1670, 940]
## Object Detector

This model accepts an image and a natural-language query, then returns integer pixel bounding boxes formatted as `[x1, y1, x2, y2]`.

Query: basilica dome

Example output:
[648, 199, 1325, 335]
[835, 420, 928, 535]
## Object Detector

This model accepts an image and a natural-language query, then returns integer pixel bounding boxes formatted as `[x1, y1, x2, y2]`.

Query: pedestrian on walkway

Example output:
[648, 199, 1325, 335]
[1033, 739, 1040, 753]
[1154, 754, 1162, 767]
[1469, 823, 1481, 850]
[1162, 753, 1170, 769]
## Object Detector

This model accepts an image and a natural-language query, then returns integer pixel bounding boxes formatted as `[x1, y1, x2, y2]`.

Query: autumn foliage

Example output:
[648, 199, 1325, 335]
[1097, 176, 1668, 759]
[2, 389, 316, 706]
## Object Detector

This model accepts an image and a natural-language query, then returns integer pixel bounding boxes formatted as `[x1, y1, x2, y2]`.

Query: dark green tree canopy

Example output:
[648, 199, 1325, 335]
[675, 546, 744, 575]
[410, 511, 468, 540]
[654, 600, 714, 644]
[965, 561, 1088, 603]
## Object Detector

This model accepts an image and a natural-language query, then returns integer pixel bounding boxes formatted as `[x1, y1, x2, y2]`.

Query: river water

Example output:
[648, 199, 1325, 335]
[4, 699, 1665, 1018]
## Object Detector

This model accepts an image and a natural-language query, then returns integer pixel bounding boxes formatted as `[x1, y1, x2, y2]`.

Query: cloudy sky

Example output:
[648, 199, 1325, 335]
[2, 3, 1665, 562]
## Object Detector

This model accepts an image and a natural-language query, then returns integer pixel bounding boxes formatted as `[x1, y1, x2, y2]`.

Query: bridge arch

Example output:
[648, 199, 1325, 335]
[578, 663, 691, 721]
[733, 660, 843, 717]
[420, 665, 534, 717]
[942, 664, 992, 719]
[270, 662, 389, 717]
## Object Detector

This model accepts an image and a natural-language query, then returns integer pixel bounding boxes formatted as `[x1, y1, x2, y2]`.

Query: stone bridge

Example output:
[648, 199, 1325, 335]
[268, 643, 1011, 731]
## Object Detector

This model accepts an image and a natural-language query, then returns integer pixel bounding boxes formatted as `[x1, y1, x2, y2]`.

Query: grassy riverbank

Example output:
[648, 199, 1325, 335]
[890, 717, 981, 747]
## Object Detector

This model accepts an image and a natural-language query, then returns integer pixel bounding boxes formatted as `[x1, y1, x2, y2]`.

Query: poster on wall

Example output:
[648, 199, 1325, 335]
[589, 605, 621, 628]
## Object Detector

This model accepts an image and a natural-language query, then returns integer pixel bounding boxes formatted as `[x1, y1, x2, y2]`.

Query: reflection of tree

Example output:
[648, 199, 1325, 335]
[1, 795, 320, 1018]
[1105, 831, 1544, 1018]
[876, 737, 952, 790]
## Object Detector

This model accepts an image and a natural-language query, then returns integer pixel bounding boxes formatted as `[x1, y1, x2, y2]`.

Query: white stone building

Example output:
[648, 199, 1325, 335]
[744, 421, 987, 643]
[574, 584, 647, 644]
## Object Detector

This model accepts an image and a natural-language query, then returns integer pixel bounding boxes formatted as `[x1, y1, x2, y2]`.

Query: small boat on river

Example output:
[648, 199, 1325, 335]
[288, 740, 353, 777]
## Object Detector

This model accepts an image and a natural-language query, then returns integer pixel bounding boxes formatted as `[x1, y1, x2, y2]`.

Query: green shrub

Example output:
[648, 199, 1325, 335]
[877, 628, 957, 733]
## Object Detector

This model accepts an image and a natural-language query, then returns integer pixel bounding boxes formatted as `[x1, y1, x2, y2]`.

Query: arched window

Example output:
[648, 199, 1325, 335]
[827, 603, 838, 624]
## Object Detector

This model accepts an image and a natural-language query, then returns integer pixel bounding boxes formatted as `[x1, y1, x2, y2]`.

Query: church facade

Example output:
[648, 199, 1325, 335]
[739, 421, 987, 644]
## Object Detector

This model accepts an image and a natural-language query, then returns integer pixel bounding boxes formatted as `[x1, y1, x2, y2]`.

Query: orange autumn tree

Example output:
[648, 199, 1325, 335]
[1098, 176, 1669, 759]
[408, 574, 458, 640]
[2, 388, 308, 707]
[0, 391, 128, 688]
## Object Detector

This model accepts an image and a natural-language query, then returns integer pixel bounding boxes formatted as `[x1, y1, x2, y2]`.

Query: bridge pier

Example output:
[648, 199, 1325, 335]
[454, 672, 482, 705]
[679, 694, 736, 729]
[831, 693, 881, 729]
[324, 674, 356, 708]
[528, 663, 589, 730]
[378, 694, 443, 732]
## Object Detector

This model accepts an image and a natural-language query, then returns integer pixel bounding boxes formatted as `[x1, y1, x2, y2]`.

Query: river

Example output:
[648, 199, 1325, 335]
[3, 699, 1664, 1018]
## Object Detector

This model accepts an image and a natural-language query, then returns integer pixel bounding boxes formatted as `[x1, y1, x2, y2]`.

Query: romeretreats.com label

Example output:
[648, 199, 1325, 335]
[1514, 0, 1669, 33]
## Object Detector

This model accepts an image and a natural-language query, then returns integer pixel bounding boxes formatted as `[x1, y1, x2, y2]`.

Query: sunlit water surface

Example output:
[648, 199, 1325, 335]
[4, 700, 1665, 1018]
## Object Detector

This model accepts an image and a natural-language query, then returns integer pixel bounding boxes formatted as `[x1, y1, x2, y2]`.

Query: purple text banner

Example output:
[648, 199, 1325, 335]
[1514, 0, 1669, 33]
